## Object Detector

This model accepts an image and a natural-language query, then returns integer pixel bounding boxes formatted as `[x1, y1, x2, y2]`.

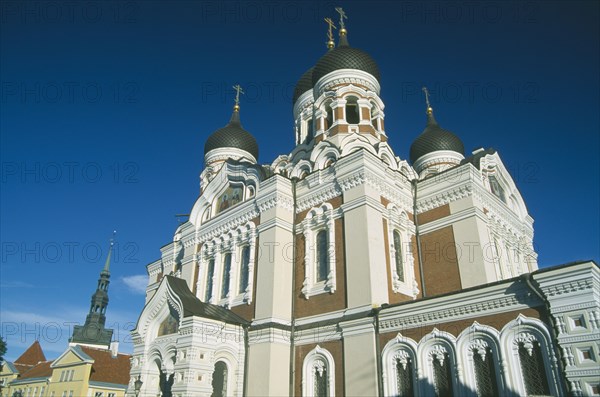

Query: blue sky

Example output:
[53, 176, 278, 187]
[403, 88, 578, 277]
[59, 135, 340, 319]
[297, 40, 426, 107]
[1, 1, 598, 361]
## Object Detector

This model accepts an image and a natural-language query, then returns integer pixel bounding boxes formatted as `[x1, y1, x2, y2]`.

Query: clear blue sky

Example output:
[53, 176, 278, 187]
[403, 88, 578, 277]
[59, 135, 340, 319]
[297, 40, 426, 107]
[1, 1, 598, 361]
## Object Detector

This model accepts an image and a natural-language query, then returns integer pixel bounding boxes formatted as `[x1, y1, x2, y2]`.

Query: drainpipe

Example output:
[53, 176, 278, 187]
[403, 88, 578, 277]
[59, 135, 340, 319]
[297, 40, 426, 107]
[374, 306, 384, 397]
[411, 179, 426, 298]
[242, 323, 249, 397]
[523, 274, 568, 395]
[289, 177, 299, 397]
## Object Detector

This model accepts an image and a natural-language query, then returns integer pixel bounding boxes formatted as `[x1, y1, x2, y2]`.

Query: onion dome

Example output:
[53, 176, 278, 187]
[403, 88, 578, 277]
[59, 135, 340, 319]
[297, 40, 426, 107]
[409, 109, 465, 164]
[312, 31, 380, 86]
[204, 106, 259, 161]
[292, 67, 314, 104]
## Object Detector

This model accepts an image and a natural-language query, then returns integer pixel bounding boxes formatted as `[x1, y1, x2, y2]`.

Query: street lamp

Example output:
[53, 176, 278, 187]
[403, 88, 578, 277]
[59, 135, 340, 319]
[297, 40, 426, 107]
[134, 375, 143, 397]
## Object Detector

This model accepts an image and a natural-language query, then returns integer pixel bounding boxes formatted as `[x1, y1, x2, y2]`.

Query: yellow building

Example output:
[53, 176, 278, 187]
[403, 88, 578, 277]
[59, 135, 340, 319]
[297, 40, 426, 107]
[1, 342, 130, 397]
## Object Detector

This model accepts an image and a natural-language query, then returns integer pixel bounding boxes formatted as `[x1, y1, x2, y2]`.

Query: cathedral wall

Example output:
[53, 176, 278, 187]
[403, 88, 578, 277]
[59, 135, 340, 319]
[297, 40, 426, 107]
[420, 226, 462, 296]
[417, 204, 450, 225]
[294, 340, 344, 397]
[378, 307, 544, 346]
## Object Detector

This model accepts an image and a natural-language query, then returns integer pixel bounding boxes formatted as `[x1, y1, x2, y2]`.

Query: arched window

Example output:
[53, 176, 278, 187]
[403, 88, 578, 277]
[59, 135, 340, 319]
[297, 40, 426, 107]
[239, 246, 250, 294]
[205, 258, 215, 302]
[345, 96, 360, 124]
[488, 175, 506, 203]
[302, 204, 336, 298]
[221, 253, 232, 299]
[370, 101, 378, 130]
[211, 361, 228, 397]
[393, 230, 404, 282]
[326, 103, 334, 130]
[316, 230, 329, 282]
[382, 335, 418, 397]
[302, 346, 335, 397]
[518, 340, 550, 396]
[306, 118, 314, 143]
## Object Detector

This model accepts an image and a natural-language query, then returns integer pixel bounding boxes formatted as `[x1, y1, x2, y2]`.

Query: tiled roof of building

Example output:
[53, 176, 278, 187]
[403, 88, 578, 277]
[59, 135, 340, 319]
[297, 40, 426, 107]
[14, 341, 46, 366]
[80, 346, 131, 385]
[19, 360, 53, 380]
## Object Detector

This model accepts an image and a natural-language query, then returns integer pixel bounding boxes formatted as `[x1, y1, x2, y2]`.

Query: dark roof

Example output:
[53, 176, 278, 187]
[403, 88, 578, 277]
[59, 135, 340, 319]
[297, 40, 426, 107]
[460, 148, 497, 169]
[165, 276, 250, 326]
[14, 341, 46, 366]
[81, 346, 131, 386]
[204, 109, 259, 160]
[312, 35, 380, 86]
[293, 67, 314, 104]
[409, 111, 465, 164]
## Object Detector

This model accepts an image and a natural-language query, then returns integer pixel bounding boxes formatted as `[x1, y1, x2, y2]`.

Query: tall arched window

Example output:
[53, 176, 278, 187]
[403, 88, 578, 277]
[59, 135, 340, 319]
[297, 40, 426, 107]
[393, 230, 404, 282]
[345, 96, 360, 124]
[316, 230, 329, 282]
[211, 361, 228, 397]
[221, 253, 231, 299]
[205, 259, 215, 302]
[239, 245, 250, 294]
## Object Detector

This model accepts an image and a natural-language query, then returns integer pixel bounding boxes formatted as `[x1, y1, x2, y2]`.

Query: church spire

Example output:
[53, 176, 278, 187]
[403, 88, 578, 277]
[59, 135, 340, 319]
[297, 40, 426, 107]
[69, 233, 115, 349]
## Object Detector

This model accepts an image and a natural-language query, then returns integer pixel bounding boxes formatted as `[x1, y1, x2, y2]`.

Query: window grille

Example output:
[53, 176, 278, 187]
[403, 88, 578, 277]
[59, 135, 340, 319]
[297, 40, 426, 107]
[316, 230, 329, 282]
[395, 358, 414, 397]
[473, 347, 499, 397]
[433, 353, 453, 397]
[518, 341, 550, 396]
[221, 253, 231, 299]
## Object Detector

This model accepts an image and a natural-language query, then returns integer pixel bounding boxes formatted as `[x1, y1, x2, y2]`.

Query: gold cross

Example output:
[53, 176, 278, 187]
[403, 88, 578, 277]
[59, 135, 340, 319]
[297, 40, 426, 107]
[324, 17, 336, 42]
[422, 86, 432, 111]
[233, 84, 244, 106]
[335, 7, 347, 30]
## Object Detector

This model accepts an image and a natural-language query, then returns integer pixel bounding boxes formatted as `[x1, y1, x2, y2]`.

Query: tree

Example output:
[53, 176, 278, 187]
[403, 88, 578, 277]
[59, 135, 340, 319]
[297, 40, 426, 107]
[0, 336, 6, 394]
[0, 336, 6, 368]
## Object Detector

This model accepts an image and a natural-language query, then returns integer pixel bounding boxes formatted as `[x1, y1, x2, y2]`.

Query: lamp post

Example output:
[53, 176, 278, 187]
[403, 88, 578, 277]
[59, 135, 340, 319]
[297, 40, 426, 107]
[134, 375, 143, 397]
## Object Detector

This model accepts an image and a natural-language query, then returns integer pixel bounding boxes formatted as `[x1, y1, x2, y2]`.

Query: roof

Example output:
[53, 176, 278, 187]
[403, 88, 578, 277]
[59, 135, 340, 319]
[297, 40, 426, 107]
[409, 111, 465, 164]
[204, 109, 259, 160]
[165, 276, 250, 326]
[293, 67, 314, 104]
[14, 341, 46, 366]
[80, 346, 131, 386]
[18, 360, 53, 380]
[460, 147, 497, 169]
[312, 36, 380, 86]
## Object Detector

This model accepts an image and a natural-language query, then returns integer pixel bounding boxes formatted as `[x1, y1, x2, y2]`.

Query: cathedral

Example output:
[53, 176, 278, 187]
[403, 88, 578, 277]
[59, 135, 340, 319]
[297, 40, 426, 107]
[127, 9, 599, 397]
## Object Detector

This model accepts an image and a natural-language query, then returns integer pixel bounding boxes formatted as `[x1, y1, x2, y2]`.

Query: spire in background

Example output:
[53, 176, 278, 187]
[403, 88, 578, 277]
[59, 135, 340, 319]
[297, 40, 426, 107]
[69, 232, 115, 349]
[102, 230, 116, 275]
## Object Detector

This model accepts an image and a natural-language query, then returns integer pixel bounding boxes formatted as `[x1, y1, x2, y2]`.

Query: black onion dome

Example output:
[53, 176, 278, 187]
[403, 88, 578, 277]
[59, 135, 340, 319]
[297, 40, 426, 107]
[293, 67, 314, 104]
[204, 110, 259, 160]
[409, 112, 465, 164]
[312, 35, 380, 86]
